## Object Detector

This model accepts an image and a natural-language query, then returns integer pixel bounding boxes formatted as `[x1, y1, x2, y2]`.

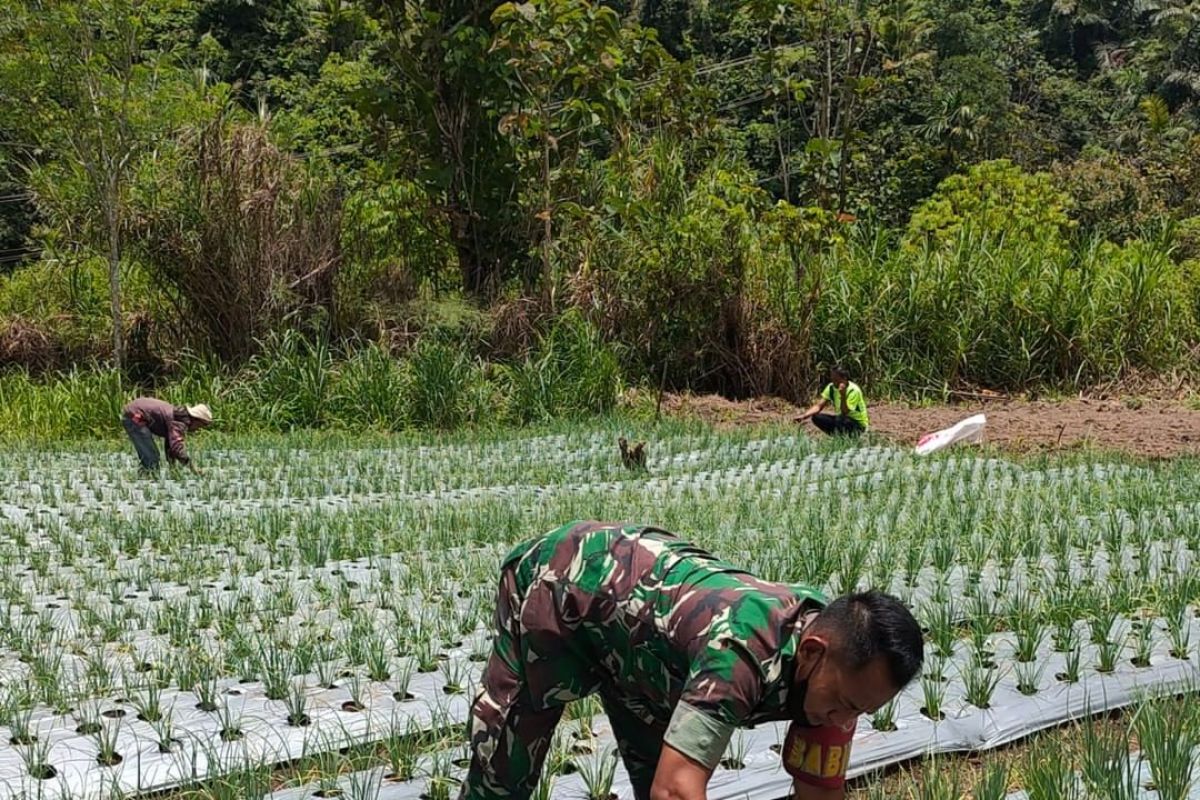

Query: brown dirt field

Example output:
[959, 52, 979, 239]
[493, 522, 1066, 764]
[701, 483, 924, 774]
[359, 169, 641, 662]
[660, 392, 1200, 459]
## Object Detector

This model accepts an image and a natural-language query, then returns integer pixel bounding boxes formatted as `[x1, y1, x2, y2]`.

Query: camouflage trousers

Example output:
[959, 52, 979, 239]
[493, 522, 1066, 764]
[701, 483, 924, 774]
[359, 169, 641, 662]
[457, 549, 668, 800]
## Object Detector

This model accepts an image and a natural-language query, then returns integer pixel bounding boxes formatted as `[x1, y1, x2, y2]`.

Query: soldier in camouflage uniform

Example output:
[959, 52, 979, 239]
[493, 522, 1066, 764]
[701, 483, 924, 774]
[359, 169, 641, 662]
[460, 521, 924, 800]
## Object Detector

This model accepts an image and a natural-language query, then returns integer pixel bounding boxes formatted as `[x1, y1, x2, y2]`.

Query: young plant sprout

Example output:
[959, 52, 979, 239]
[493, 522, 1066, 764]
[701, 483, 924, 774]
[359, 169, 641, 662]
[1134, 697, 1200, 800]
[1015, 660, 1045, 696]
[577, 746, 619, 800]
[1022, 749, 1080, 800]
[961, 660, 1001, 710]
[131, 680, 165, 723]
[382, 717, 427, 781]
[1080, 718, 1139, 800]
[1131, 617, 1155, 667]
[18, 735, 56, 780]
[1095, 630, 1124, 674]
[974, 761, 1009, 800]
[913, 757, 959, 800]
[150, 710, 177, 753]
[871, 697, 898, 732]
[344, 672, 368, 712]
[218, 698, 244, 742]
[93, 718, 123, 766]
[346, 768, 383, 800]
[920, 673, 945, 721]
[422, 748, 460, 800]
[364, 634, 392, 682]
[74, 699, 103, 735]
[1167, 612, 1192, 659]
[285, 679, 311, 727]
[441, 658, 468, 695]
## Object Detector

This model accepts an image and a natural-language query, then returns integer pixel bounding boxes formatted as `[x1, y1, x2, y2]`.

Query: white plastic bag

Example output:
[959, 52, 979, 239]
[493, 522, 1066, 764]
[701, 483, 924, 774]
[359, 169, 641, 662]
[915, 413, 986, 456]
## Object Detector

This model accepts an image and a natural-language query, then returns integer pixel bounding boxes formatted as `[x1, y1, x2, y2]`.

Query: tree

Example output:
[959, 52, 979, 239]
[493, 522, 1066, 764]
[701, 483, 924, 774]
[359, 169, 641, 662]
[0, 0, 195, 373]
[365, 0, 524, 300]
[489, 0, 642, 302]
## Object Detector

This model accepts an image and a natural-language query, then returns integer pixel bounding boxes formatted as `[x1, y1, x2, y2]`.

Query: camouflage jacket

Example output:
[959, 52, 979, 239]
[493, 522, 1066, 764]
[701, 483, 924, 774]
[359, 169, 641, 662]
[501, 520, 829, 770]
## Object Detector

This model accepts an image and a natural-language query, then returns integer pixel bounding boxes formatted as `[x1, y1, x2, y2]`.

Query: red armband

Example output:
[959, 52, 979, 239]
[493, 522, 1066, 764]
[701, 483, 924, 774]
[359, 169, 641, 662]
[781, 721, 855, 789]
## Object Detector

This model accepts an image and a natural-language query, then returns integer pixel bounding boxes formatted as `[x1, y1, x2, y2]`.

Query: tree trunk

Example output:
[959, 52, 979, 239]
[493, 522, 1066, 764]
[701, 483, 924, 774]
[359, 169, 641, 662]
[541, 108, 553, 308]
[105, 181, 124, 375]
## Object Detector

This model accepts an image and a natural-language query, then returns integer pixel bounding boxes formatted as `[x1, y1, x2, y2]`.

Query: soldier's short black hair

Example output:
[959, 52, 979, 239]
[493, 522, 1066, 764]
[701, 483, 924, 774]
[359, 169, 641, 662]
[814, 589, 924, 687]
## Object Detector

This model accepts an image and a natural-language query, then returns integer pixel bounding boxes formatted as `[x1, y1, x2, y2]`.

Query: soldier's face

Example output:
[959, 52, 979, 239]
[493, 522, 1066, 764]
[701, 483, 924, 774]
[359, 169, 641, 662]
[797, 640, 899, 730]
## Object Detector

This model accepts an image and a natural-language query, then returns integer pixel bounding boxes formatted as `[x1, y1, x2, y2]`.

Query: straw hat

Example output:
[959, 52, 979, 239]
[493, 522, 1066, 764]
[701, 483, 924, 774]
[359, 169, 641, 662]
[186, 403, 213, 424]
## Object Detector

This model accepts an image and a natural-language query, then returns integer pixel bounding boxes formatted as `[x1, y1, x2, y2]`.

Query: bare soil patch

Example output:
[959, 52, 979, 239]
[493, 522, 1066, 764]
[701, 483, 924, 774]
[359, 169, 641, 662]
[660, 393, 1200, 458]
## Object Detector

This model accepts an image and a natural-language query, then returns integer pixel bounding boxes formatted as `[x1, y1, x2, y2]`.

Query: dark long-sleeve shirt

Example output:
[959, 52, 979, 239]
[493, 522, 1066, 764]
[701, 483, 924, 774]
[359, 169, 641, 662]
[122, 397, 191, 464]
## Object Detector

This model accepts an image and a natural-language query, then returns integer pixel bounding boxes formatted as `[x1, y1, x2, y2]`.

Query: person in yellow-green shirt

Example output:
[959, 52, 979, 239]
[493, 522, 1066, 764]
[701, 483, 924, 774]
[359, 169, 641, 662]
[796, 367, 869, 436]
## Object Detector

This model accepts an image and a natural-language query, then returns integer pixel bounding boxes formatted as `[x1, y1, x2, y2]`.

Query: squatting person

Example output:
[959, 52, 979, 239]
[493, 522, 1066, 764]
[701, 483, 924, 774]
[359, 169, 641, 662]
[121, 397, 212, 475]
[460, 520, 924, 800]
[796, 367, 869, 436]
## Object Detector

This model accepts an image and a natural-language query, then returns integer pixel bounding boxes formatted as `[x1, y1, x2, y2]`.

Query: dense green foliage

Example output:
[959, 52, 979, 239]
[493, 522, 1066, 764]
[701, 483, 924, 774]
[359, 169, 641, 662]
[2, 0, 1200, 426]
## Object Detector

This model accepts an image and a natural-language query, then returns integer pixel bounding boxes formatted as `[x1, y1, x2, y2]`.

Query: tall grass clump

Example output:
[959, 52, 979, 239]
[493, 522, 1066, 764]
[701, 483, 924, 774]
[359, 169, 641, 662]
[498, 310, 621, 424]
[328, 340, 408, 428]
[0, 367, 125, 440]
[402, 337, 488, 429]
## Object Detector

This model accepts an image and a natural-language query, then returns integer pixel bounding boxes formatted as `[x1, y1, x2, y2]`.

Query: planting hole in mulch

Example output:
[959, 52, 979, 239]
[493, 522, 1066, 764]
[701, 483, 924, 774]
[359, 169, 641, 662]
[571, 741, 595, 755]
[453, 758, 471, 769]
[220, 729, 243, 742]
[76, 722, 102, 735]
[101, 709, 126, 719]
[442, 685, 463, 695]
[314, 789, 343, 798]
[1055, 672, 1078, 683]
[1132, 657, 1152, 668]
[719, 758, 745, 770]
[196, 701, 218, 712]
[341, 700, 364, 712]
[769, 744, 782, 753]
[30, 764, 57, 780]
[288, 714, 311, 726]
[97, 753, 123, 767]
[393, 691, 416, 702]
[920, 707, 945, 721]
[10, 734, 35, 746]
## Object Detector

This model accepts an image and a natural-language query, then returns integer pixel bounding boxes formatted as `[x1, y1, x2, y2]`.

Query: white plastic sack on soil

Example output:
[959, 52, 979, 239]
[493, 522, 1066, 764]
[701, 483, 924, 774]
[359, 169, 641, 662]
[916, 414, 987, 456]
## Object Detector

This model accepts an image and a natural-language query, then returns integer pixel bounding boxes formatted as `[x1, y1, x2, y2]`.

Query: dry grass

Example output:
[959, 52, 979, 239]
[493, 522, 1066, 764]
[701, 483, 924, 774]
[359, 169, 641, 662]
[848, 709, 1137, 800]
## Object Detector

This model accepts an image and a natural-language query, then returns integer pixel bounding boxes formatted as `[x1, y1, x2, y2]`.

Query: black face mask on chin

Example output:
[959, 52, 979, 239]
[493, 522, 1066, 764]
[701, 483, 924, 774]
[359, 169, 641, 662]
[788, 650, 822, 723]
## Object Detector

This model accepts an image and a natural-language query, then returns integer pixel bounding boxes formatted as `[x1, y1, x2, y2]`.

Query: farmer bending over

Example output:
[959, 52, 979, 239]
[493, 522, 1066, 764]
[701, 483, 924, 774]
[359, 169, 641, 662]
[796, 367, 869, 436]
[121, 397, 212, 475]
[460, 520, 923, 800]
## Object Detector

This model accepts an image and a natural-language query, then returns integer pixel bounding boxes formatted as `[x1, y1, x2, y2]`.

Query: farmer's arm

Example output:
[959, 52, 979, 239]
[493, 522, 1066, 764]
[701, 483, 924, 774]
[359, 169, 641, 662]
[650, 745, 711, 800]
[797, 395, 830, 421]
[165, 424, 196, 472]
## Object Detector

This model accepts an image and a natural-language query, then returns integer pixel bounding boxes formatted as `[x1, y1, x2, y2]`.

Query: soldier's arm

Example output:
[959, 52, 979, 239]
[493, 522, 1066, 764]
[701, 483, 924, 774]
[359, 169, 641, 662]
[793, 781, 845, 800]
[650, 744, 711, 800]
